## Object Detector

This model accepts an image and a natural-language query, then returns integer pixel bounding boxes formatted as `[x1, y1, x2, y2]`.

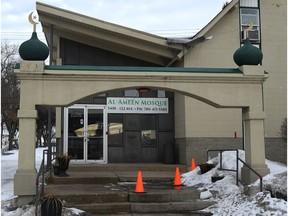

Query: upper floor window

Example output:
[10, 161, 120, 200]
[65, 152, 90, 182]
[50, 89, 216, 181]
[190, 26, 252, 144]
[240, 0, 258, 7]
[240, 8, 260, 42]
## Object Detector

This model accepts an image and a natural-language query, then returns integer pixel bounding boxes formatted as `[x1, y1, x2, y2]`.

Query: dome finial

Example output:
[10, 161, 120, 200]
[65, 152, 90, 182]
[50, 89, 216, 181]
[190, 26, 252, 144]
[233, 38, 263, 66]
[28, 11, 39, 32]
[19, 11, 49, 61]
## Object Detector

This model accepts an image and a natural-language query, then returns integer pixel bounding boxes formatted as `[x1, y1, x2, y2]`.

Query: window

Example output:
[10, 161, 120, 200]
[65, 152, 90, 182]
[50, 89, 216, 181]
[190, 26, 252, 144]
[158, 90, 166, 98]
[240, 8, 260, 42]
[108, 114, 123, 146]
[240, 0, 258, 7]
[125, 90, 139, 97]
[141, 115, 157, 146]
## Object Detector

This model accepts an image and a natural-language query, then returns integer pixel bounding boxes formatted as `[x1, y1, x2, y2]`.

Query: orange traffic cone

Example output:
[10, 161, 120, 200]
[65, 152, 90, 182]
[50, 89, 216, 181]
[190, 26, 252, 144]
[190, 158, 196, 171]
[135, 171, 145, 193]
[174, 167, 182, 186]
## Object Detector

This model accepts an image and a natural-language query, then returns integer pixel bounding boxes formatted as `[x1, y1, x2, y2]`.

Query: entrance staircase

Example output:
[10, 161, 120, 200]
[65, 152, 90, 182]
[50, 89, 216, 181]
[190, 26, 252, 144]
[45, 164, 214, 215]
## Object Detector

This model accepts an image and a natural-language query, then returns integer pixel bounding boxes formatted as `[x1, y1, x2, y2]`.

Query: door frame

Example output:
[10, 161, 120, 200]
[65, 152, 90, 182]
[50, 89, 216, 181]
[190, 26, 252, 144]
[64, 104, 108, 164]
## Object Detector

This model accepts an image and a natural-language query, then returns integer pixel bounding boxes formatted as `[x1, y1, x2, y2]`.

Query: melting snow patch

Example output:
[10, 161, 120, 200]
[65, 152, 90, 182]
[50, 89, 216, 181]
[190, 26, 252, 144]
[200, 190, 213, 200]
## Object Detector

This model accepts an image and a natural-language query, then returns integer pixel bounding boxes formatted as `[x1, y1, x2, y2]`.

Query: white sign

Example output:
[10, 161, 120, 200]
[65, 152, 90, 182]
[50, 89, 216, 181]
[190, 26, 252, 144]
[107, 97, 169, 114]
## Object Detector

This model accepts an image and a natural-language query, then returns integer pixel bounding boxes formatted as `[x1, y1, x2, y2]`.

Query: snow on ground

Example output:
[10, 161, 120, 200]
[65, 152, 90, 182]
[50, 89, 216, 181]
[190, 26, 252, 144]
[1, 148, 287, 215]
[182, 150, 287, 215]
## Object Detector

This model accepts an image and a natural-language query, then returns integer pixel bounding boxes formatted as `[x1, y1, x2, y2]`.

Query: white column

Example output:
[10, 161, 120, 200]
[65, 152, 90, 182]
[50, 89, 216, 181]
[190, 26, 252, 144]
[241, 110, 270, 184]
[14, 109, 37, 205]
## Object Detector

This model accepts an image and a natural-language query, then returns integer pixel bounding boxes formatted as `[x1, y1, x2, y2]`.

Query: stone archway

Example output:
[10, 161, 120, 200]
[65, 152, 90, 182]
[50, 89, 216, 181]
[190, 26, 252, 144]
[14, 61, 270, 204]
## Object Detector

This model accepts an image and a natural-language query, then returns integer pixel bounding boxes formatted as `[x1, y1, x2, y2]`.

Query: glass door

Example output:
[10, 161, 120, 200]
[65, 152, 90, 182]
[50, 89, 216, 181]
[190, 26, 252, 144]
[67, 107, 85, 161]
[86, 107, 107, 162]
[65, 105, 107, 163]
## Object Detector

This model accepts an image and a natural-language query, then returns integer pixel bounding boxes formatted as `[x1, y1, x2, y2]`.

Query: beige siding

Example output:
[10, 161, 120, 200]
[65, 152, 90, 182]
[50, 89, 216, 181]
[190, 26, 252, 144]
[184, 5, 240, 68]
[174, 93, 186, 138]
[183, 4, 242, 138]
[184, 97, 242, 138]
[261, 0, 287, 137]
[183, 1, 287, 138]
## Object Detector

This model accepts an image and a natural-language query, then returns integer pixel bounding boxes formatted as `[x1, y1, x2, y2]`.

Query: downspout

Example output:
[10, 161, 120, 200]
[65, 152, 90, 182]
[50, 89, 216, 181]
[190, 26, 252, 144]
[165, 35, 212, 67]
[166, 45, 187, 67]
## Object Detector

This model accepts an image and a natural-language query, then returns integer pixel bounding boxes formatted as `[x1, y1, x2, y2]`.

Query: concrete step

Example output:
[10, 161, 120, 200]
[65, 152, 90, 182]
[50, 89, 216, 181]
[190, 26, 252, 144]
[48, 170, 177, 184]
[68, 163, 187, 172]
[131, 201, 215, 213]
[129, 187, 199, 203]
[72, 201, 215, 215]
[47, 171, 119, 184]
[44, 183, 215, 214]
[72, 202, 131, 214]
[44, 184, 199, 204]
[44, 184, 128, 204]
[45, 165, 214, 215]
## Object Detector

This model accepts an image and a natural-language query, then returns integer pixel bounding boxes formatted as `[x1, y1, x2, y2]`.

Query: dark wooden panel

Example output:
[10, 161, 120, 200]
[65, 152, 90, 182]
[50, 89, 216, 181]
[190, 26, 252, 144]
[80, 44, 94, 65]
[108, 147, 124, 163]
[60, 38, 159, 66]
[141, 147, 158, 162]
[124, 114, 140, 131]
[64, 39, 80, 65]
[158, 100, 174, 131]
[124, 132, 141, 162]
[158, 132, 175, 163]
[141, 115, 156, 130]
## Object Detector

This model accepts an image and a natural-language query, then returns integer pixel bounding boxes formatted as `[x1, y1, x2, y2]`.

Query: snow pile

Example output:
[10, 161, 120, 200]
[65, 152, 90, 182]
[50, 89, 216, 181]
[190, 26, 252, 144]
[181, 150, 287, 216]
[1, 203, 36, 216]
[1, 148, 287, 216]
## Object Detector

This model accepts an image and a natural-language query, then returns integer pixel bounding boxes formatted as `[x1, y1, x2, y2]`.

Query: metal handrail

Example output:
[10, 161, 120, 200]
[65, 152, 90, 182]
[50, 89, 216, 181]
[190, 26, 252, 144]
[207, 149, 239, 186]
[35, 149, 56, 216]
[237, 157, 263, 192]
[207, 148, 263, 192]
[35, 150, 47, 216]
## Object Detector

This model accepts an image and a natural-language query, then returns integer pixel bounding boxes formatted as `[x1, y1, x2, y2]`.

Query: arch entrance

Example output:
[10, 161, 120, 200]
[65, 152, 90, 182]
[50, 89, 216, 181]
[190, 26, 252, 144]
[14, 61, 270, 202]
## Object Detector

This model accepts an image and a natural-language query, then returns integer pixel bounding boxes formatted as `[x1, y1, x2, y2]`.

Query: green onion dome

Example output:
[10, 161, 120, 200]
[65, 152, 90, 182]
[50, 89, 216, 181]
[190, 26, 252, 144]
[19, 32, 49, 61]
[233, 38, 263, 67]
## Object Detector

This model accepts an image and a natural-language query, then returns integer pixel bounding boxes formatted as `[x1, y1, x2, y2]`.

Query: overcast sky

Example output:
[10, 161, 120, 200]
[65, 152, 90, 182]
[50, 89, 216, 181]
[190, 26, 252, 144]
[1, 0, 231, 44]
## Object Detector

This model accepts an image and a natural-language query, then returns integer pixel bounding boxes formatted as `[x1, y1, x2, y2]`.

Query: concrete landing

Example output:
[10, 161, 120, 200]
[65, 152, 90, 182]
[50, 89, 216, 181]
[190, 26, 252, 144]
[48, 170, 177, 184]
[68, 163, 187, 172]
[45, 164, 215, 214]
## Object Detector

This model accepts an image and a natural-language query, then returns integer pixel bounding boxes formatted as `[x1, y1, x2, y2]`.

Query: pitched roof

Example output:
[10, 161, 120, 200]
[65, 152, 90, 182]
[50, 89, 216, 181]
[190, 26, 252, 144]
[37, 1, 239, 66]
[36, 2, 183, 66]
[192, 0, 239, 38]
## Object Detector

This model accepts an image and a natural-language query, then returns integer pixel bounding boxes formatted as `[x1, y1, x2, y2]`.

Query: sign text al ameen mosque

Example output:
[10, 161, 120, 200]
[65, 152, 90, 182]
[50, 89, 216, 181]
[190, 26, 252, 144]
[107, 97, 169, 114]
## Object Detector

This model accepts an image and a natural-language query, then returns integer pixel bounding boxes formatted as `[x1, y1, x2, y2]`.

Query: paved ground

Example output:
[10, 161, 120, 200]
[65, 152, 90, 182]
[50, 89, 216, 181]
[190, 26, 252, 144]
[265, 139, 287, 164]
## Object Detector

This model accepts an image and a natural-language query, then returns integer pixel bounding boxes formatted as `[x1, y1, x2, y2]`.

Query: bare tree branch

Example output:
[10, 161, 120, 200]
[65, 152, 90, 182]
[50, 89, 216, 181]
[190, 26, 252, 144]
[1, 41, 20, 150]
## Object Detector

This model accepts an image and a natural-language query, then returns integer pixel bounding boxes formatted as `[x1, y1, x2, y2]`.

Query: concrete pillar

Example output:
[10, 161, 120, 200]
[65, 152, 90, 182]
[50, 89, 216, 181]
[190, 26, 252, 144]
[241, 110, 270, 184]
[14, 109, 38, 205]
[14, 60, 44, 205]
[174, 93, 187, 164]
[55, 107, 63, 155]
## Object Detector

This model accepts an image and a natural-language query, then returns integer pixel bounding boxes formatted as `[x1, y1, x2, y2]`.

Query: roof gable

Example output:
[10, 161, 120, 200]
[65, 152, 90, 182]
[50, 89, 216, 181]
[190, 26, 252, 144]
[36, 2, 183, 66]
[193, 0, 239, 38]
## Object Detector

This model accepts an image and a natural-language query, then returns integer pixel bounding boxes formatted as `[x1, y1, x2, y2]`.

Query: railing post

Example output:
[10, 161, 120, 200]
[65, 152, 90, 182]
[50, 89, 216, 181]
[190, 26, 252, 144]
[47, 107, 52, 169]
[236, 150, 239, 186]
[220, 150, 223, 170]
[259, 176, 263, 192]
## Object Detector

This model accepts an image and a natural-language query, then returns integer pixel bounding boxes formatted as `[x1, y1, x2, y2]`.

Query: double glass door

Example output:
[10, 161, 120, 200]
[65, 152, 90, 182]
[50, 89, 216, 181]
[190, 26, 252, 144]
[64, 105, 107, 163]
